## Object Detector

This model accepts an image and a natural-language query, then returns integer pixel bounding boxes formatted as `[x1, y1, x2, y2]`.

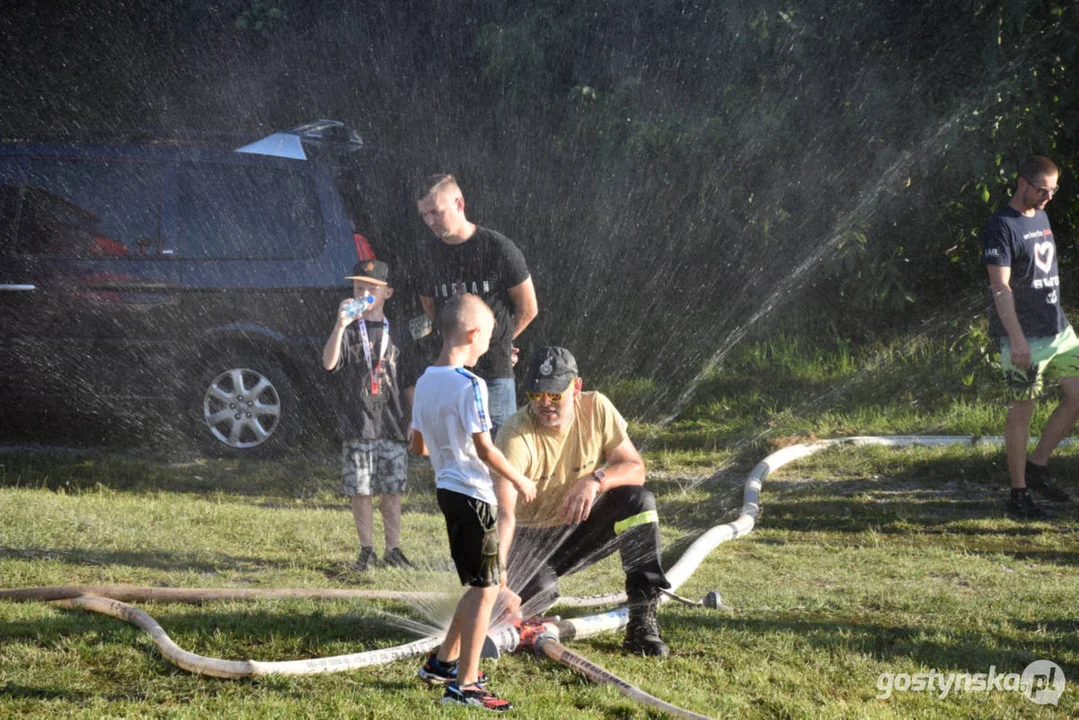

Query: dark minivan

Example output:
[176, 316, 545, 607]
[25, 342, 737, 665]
[0, 121, 400, 456]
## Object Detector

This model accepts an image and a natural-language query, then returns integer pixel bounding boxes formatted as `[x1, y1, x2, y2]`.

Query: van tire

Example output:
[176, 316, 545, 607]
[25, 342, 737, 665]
[191, 352, 299, 457]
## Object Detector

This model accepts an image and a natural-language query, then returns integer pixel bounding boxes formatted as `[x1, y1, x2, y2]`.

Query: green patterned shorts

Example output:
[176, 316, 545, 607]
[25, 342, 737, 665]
[1000, 325, 1079, 401]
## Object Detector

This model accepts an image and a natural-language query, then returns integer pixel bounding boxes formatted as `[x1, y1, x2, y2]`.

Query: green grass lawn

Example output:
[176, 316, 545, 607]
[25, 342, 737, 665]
[2, 333, 1078, 718]
[1, 440, 1077, 719]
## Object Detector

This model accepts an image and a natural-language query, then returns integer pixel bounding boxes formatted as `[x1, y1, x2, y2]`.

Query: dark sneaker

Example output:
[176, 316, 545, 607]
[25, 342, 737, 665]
[383, 547, 416, 569]
[624, 587, 670, 657]
[1007, 489, 1051, 520]
[352, 546, 378, 572]
[418, 650, 487, 686]
[441, 682, 511, 712]
[1025, 461, 1071, 503]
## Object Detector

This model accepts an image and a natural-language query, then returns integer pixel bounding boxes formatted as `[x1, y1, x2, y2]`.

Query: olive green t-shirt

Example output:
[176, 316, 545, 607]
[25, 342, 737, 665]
[496, 391, 629, 528]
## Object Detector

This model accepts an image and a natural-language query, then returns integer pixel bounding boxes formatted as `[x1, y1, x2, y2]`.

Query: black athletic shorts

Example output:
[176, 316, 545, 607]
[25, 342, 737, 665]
[437, 488, 501, 588]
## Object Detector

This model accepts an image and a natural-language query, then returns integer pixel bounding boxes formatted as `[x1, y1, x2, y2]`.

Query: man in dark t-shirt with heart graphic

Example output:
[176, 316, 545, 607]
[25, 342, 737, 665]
[983, 155, 1075, 519]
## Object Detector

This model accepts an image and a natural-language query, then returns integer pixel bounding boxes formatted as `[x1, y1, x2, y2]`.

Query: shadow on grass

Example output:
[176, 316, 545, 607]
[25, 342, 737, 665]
[661, 612, 1079, 680]
[0, 452, 444, 512]
[0, 544, 460, 592]
[658, 455, 1077, 534]
[0, 545, 324, 575]
[1, 683, 98, 703]
[654, 456, 1079, 571]
[0, 451, 336, 497]
[0, 602, 437, 662]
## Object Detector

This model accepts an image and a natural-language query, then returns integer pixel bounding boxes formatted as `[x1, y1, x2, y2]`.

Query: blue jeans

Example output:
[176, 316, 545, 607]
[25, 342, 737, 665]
[485, 377, 517, 439]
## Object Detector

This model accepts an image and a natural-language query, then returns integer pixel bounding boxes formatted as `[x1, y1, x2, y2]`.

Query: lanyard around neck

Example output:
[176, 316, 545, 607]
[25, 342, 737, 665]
[357, 318, 390, 394]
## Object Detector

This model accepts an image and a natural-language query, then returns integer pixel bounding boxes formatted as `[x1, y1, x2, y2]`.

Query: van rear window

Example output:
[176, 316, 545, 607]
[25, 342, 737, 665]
[177, 162, 323, 260]
[13, 159, 162, 258]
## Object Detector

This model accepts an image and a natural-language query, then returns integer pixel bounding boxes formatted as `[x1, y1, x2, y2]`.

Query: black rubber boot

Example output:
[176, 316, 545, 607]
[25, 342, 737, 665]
[623, 586, 669, 657]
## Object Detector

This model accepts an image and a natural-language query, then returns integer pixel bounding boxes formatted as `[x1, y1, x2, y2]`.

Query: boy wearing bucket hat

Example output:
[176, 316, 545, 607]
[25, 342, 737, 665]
[323, 259, 417, 571]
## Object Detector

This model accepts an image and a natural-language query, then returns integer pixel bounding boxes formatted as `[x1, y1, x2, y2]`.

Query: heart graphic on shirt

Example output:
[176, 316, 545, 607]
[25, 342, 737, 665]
[1034, 241, 1054, 274]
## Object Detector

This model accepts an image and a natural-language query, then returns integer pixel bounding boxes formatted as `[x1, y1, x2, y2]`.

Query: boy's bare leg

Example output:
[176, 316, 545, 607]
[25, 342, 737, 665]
[350, 495, 375, 547]
[438, 603, 463, 664]
[455, 585, 498, 687]
[380, 494, 401, 549]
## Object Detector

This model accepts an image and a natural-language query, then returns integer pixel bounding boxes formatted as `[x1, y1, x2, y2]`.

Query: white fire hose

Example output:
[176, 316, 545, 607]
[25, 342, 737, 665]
[1, 436, 1005, 716]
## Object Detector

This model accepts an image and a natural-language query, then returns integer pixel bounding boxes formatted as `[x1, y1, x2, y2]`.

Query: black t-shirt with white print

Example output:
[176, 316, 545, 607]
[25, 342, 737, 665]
[330, 319, 416, 442]
[982, 205, 1068, 339]
[421, 226, 531, 379]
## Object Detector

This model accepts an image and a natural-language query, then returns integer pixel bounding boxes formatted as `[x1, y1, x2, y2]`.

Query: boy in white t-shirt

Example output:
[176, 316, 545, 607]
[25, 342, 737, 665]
[409, 294, 536, 712]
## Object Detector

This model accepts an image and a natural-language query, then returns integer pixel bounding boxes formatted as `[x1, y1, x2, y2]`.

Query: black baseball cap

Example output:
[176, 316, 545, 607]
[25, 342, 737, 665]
[345, 260, 391, 286]
[526, 347, 578, 393]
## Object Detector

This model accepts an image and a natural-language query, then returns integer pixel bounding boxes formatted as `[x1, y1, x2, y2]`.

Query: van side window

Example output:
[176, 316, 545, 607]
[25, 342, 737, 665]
[177, 163, 323, 260]
[14, 160, 162, 258]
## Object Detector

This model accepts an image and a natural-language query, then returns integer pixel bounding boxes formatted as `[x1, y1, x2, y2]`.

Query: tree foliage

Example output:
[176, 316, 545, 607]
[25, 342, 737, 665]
[1, 0, 1076, 414]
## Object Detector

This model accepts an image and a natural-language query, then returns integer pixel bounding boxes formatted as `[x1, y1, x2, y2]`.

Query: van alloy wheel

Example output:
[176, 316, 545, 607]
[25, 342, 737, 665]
[201, 366, 282, 450]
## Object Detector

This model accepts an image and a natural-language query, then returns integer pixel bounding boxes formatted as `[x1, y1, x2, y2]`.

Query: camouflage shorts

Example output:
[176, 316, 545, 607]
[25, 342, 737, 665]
[1000, 325, 1079, 401]
[341, 439, 408, 496]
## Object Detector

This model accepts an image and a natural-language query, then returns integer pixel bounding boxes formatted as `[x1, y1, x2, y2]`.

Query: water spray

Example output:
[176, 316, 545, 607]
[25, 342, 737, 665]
[1, 435, 1006, 715]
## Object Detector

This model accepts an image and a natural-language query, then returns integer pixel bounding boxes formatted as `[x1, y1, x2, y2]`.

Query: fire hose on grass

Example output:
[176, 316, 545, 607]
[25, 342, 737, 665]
[49, 594, 444, 678]
[0, 436, 1006, 715]
[532, 627, 713, 720]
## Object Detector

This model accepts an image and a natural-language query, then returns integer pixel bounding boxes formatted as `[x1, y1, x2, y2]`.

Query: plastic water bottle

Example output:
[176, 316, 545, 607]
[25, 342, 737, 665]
[344, 293, 376, 319]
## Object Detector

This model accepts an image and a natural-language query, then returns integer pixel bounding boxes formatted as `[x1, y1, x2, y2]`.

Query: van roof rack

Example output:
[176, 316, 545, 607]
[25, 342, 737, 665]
[234, 120, 363, 160]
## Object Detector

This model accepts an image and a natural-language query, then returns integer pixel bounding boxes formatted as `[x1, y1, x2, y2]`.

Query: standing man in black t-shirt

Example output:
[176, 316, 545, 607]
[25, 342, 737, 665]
[983, 155, 1075, 520]
[416, 174, 538, 437]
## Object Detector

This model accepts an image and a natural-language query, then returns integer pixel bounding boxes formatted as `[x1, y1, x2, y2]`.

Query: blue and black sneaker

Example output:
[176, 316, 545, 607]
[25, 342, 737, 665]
[441, 682, 512, 712]
[418, 651, 487, 686]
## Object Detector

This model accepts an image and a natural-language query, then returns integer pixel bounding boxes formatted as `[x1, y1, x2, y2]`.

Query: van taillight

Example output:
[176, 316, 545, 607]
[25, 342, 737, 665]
[353, 233, 375, 261]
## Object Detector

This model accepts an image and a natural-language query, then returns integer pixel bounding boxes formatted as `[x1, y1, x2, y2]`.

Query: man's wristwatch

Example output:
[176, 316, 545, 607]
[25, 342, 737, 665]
[590, 469, 606, 485]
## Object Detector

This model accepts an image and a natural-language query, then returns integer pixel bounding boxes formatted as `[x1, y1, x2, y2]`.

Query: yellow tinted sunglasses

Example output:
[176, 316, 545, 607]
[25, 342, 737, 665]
[525, 378, 575, 404]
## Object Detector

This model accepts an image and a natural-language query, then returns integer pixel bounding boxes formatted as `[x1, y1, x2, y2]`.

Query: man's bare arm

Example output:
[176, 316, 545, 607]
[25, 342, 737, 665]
[594, 437, 646, 489]
[420, 295, 436, 324]
[494, 474, 519, 579]
[559, 437, 645, 524]
[506, 277, 538, 339]
[987, 264, 1031, 368]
